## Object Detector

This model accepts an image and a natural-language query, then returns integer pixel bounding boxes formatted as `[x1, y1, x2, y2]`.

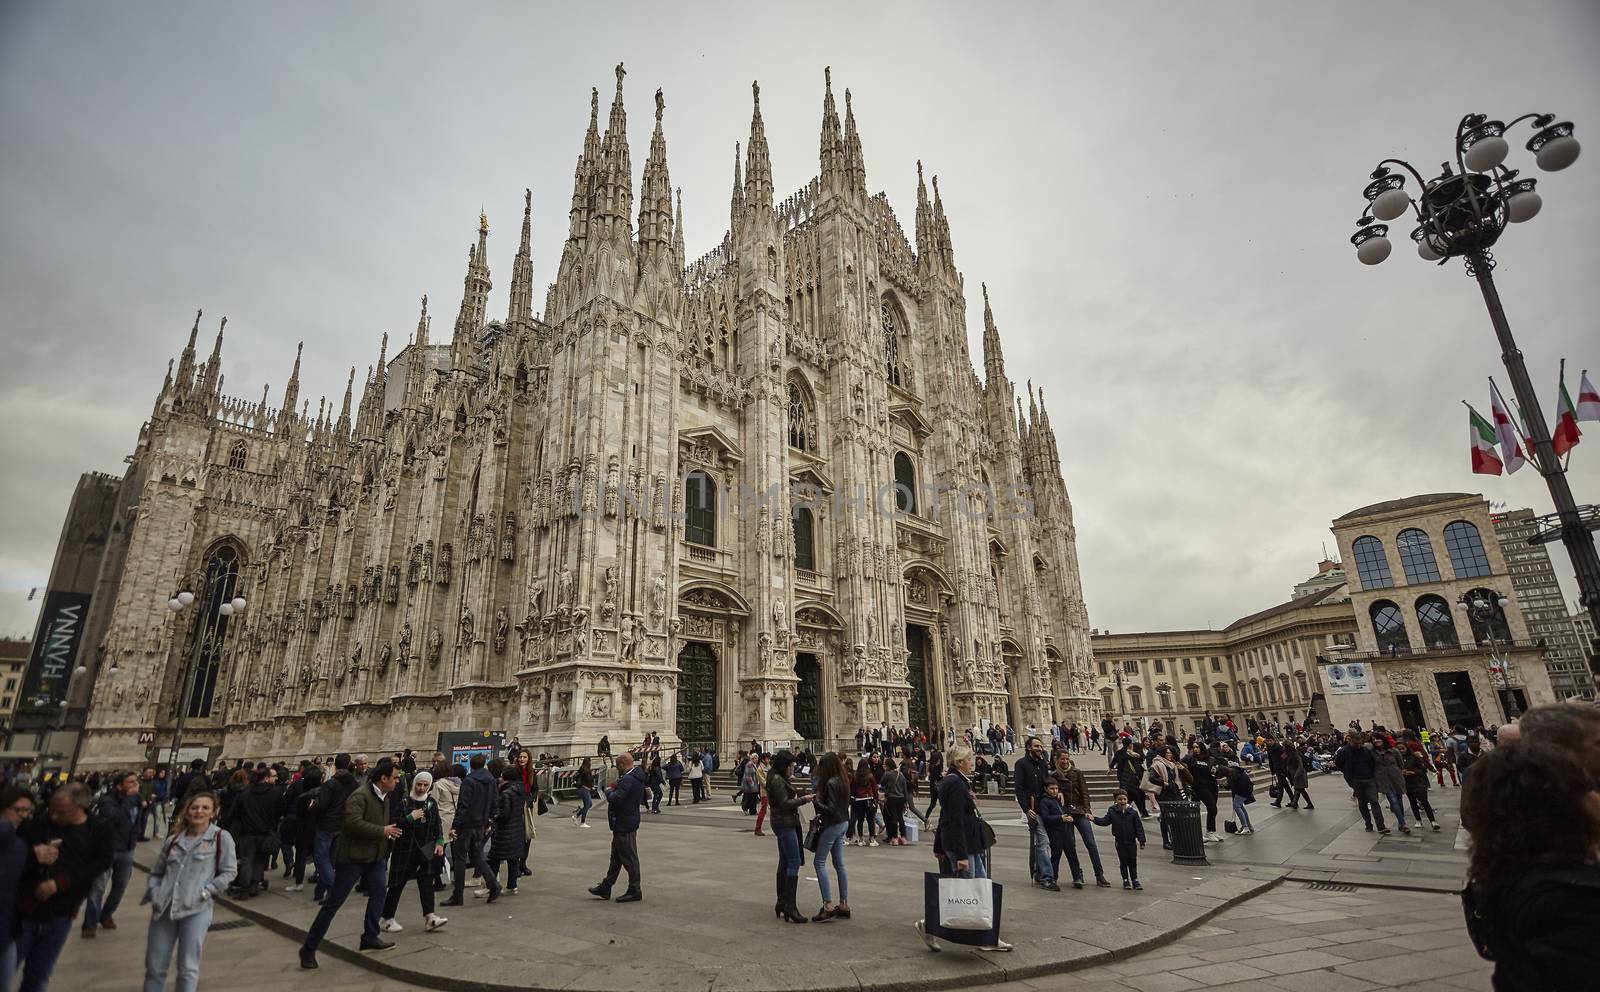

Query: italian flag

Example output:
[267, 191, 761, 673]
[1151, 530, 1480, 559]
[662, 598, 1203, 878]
[1489, 387, 1527, 474]
[1579, 370, 1600, 422]
[1469, 406, 1503, 475]
[1553, 376, 1582, 457]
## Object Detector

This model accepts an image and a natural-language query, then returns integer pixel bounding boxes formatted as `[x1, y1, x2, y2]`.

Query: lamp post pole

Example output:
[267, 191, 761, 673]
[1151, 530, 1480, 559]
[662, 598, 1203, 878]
[164, 564, 247, 774]
[1352, 113, 1599, 677]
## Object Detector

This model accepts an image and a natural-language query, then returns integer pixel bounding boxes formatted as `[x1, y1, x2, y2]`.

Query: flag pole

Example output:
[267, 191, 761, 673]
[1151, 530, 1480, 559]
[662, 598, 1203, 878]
[1491, 376, 1541, 472]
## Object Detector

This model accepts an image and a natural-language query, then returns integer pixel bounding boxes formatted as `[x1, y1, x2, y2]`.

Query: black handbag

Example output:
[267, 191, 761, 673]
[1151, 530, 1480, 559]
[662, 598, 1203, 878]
[803, 815, 822, 853]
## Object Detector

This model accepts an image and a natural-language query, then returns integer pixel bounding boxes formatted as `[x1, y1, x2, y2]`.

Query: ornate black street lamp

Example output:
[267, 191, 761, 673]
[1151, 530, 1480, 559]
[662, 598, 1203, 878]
[1353, 113, 1600, 678]
[164, 565, 247, 773]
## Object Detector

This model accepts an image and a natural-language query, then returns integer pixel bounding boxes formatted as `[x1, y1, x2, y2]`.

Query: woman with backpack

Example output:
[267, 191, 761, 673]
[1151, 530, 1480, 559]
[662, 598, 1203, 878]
[141, 792, 237, 992]
[378, 771, 448, 933]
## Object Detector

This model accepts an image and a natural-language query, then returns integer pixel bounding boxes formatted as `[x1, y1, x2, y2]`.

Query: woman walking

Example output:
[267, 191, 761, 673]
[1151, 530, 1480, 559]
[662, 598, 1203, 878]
[483, 767, 528, 896]
[514, 750, 538, 875]
[645, 757, 664, 814]
[142, 792, 237, 992]
[765, 750, 812, 924]
[379, 771, 448, 933]
[1226, 762, 1255, 834]
[573, 757, 596, 828]
[1373, 738, 1410, 834]
[810, 752, 852, 921]
[1400, 744, 1440, 831]
[665, 753, 684, 806]
[1280, 741, 1314, 810]
[915, 744, 1011, 953]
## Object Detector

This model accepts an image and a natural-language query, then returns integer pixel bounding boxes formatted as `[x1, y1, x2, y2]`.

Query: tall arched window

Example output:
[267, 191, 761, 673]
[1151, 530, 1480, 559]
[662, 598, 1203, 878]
[1443, 521, 1493, 578]
[227, 441, 247, 471]
[1352, 536, 1394, 590]
[787, 381, 810, 451]
[881, 298, 902, 387]
[684, 471, 717, 547]
[792, 506, 815, 571]
[893, 451, 917, 514]
[1250, 680, 1262, 705]
[186, 544, 242, 719]
[1396, 528, 1442, 584]
[1369, 599, 1412, 654]
[1415, 594, 1459, 649]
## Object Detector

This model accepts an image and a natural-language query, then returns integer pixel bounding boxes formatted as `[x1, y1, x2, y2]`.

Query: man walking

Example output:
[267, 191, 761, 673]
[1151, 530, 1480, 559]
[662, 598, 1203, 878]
[443, 753, 498, 906]
[307, 753, 358, 903]
[300, 758, 404, 969]
[82, 771, 141, 936]
[1013, 737, 1056, 890]
[15, 783, 113, 992]
[588, 752, 646, 903]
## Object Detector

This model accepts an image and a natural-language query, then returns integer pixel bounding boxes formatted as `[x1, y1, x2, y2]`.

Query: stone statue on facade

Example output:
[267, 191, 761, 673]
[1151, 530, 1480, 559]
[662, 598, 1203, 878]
[493, 608, 509, 654]
[457, 606, 474, 646]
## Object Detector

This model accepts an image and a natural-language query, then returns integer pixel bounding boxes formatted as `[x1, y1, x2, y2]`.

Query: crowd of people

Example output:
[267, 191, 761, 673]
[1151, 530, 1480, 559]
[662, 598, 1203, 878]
[2, 700, 1596, 989]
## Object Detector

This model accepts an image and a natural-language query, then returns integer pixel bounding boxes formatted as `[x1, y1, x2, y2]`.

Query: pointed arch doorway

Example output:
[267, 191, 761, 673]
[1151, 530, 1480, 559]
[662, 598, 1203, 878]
[675, 642, 718, 751]
[793, 653, 822, 742]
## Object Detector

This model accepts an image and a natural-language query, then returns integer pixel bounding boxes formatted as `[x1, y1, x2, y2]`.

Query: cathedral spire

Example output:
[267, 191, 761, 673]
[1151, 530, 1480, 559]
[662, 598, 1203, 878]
[843, 88, 867, 196]
[932, 174, 955, 269]
[336, 365, 355, 436]
[175, 309, 201, 391]
[199, 315, 226, 404]
[744, 81, 773, 213]
[729, 140, 744, 236]
[568, 87, 601, 243]
[638, 88, 674, 258]
[595, 63, 633, 237]
[450, 212, 492, 372]
[356, 332, 388, 440]
[404, 295, 430, 409]
[819, 66, 845, 194]
[278, 340, 303, 429]
[672, 187, 686, 272]
[508, 188, 534, 329]
[914, 160, 934, 259]
[981, 282, 1007, 388]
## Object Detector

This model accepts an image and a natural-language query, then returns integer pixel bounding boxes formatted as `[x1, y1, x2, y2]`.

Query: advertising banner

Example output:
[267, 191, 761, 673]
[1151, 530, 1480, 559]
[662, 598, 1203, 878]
[19, 590, 92, 712]
[1322, 662, 1372, 695]
[437, 729, 506, 769]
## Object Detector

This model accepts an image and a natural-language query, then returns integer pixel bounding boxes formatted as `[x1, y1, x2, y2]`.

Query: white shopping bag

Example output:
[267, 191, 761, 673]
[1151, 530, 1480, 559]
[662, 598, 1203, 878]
[440, 854, 453, 888]
[937, 876, 994, 931]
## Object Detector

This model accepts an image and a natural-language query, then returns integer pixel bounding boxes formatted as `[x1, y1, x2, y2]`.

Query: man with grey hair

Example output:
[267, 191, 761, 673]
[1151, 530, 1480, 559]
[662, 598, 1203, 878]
[352, 754, 371, 779]
[15, 783, 113, 992]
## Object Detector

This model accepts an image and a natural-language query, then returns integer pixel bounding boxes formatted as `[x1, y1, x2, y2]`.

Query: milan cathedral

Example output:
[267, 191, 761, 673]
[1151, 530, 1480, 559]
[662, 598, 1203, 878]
[76, 66, 1097, 768]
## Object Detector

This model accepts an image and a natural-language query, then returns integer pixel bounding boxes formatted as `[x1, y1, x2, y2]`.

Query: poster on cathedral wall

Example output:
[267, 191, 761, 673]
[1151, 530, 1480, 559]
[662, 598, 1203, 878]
[1322, 662, 1372, 695]
[20, 590, 92, 712]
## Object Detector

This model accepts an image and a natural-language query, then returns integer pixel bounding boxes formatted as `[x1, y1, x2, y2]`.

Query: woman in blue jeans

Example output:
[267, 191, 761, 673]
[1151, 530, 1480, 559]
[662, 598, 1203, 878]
[810, 751, 852, 921]
[143, 792, 237, 992]
[764, 750, 813, 924]
[573, 758, 595, 827]
[915, 744, 1011, 953]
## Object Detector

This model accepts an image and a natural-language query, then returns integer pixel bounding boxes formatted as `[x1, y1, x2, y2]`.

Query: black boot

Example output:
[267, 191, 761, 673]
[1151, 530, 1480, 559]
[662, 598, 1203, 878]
[588, 883, 613, 900]
[779, 876, 808, 924]
[774, 870, 784, 919]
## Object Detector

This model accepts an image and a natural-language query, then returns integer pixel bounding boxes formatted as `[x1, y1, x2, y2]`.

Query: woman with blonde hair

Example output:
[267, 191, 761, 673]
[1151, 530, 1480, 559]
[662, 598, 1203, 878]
[915, 744, 1011, 953]
[142, 791, 237, 992]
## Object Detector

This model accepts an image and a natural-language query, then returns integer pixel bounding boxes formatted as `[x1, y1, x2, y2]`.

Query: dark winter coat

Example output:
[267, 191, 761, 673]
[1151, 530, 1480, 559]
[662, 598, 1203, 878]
[489, 781, 528, 861]
[1335, 744, 1377, 784]
[1051, 766, 1093, 816]
[765, 772, 809, 830]
[1401, 750, 1434, 796]
[312, 769, 358, 833]
[604, 766, 647, 834]
[230, 781, 283, 838]
[95, 791, 143, 853]
[933, 770, 983, 861]
[333, 783, 393, 865]
[1093, 804, 1147, 848]
[1470, 864, 1600, 992]
[1013, 754, 1050, 814]
[453, 767, 497, 831]
[17, 813, 114, 921]
[388, 793, 444, 880]
[1282, 747, 1310, 789]
[1374, 748, 1407, 795]
[0, 819, 27, 939]
[1112, 747, 1145, 792]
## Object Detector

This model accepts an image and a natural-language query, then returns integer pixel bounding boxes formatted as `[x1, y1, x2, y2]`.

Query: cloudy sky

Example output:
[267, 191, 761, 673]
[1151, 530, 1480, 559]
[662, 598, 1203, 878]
[2, 1, 1598, 640]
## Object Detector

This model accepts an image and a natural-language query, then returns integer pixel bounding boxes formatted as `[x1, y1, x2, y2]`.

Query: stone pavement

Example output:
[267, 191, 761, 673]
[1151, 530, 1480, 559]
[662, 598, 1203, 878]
[46, 774, 1489, 992]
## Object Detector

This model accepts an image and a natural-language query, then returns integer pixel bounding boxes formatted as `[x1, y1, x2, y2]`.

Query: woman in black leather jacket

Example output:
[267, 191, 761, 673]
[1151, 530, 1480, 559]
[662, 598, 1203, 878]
[765, 751, 813, 924]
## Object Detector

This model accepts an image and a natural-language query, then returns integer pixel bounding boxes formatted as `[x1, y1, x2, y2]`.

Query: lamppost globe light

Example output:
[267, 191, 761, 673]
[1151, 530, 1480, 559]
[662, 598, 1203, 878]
[1371, 187, 1410, 221]
[1356, 233, 1391, 265]
[1496, 597, 1510, 610]
[177, 590, 195, 607]
[73, 665, 86, 676]
[1463, 135, 1509, 173]
[1505, 188, 1542, 223]
[1411, 227, 1442, 261]
[167, 597, 183, 612]
[1528, 124, 1580, 171]
[218, 603, 233, 617]
[231, 596, 247, 612]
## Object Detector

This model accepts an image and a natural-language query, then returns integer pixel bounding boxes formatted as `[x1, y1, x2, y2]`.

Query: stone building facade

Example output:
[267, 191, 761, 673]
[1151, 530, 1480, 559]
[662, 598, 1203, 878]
[74, 67, 1097, 769]
[1491, 507, 1596, 700]
[1323, 493, 1556, 731]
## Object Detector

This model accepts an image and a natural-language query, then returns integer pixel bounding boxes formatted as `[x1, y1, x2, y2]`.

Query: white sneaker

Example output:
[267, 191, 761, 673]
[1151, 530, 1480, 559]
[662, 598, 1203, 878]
[473, 887, 490, 898]
[868, 838, 879, 847]
[425, 914, 448, 931]
[379, 918, 403, 933]
[914, 919, 942, 952]
[978, 939, 1014, 952]
[284, 884, 304, 892]
[580, 822, 591, 828]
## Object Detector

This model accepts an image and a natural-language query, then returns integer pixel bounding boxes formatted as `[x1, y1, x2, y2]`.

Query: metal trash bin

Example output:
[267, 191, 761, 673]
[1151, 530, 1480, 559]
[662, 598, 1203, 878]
[1164, 799, 1210, 866]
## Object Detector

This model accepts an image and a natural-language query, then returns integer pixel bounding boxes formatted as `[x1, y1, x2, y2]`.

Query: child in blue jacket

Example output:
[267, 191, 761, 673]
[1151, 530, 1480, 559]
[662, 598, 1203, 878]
[1092, 790, 1147, 889]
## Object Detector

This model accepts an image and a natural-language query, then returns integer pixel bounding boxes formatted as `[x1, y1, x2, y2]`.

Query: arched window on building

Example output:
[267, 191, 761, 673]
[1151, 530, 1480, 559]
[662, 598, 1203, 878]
[893, 451, 917, 514]
[685, 471, 717, 547]
[1443, 521, 1493, 578]
[881, 298, 903, 387]
[227, 441, 247, 470]
[1352, 536, 1394, 590]
[1396, 528, 1443, 584]
[792, 506, 816, 571]
[186, 543, 242, 719]
[1370, 599, 1412, 655]
[1415, 594, 1460, 649]
[1265, 678, 1278, 703]
[787, 381, 811, 452]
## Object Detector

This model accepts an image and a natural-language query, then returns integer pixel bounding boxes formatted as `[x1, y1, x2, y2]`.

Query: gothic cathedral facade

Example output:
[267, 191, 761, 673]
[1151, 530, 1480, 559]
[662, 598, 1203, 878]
[77, 67, 1097, 769]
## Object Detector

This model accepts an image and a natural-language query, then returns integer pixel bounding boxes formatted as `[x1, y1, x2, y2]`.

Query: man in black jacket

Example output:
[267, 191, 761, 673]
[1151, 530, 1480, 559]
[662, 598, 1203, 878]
[15, 783, 113, 992]
[443, 753, 498, 906]
[0, 786, 37, 992]
[229, 767, 283, 897]
[588, 752, 646, 902]
[1334, 733, 1388, 833]
[309, 753, 359, 902]
[82, 771, 142, 936]
[1013, 737, 1056, 890]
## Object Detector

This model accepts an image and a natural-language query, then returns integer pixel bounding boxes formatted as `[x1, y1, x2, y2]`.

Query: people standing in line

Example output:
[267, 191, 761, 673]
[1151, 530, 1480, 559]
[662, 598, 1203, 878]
[809, 751, 852, 922]
[140, 792, 236, 992]
[14, 783, 115, 992]
[1460, 742, 1600, 990]
[915, 744, 1011, 953]
[587, 751, 647, 903]
[299, 758, 405, 969]
[1373, 738, 1410, 834]
[1334, 732, 1389, 834]
[573, 757, 596, 828]
[307, 753, 358, 904]
[1094, 789, 1147, 889]
[645, 757, 664, 814]
[484, 766, 528, 897]
[1050, 749, 1110, 887]
[879, 758, 909, 846]
[378, 771, 448, 934]
[764, 750, 813, 924]
[665, 753, 685, 806]
[83, 770, 142, 936]
[1, 786, 38, 992]
[1014, 737, 1056, 890]
[443, 753, 499, 907]
[1226, 762, 1256, 835]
